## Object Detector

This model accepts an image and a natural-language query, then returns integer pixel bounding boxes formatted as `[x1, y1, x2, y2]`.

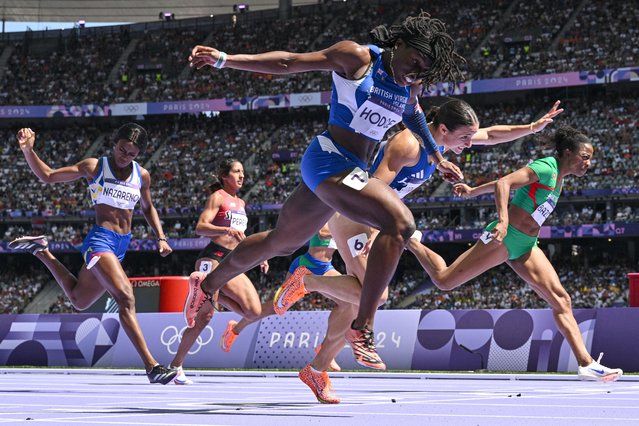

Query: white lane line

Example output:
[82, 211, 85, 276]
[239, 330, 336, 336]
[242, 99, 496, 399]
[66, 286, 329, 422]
[16, 409, 639, 424]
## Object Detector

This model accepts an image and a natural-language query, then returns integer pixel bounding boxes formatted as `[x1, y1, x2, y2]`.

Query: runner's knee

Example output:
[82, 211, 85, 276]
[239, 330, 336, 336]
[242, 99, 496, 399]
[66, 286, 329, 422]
[68, 294, 92, 311]
[382, 209, 416, 243]
[243, 306, 262, 322]
[110, 285, 135, 310]
[549, 286, 572, 313]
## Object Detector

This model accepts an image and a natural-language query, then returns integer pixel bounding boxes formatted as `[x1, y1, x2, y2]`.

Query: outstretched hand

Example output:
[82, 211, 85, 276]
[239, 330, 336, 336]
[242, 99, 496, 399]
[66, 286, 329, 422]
[189, 45, 223, 69]
[531, 100, 564, 133]
[437, 160, 463, 182]
[452, 183, 473, 197]
[17, 128, 36, 152]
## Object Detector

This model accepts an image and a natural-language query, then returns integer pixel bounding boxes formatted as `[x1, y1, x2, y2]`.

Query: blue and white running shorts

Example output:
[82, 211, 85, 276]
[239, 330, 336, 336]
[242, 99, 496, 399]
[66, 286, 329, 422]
[301, 131, 368, 192]
[81, 224, 132, 267]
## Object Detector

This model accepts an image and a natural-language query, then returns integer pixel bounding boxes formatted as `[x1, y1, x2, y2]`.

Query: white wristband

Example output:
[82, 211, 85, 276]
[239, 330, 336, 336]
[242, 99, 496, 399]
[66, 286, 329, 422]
[411, 230, 423, 241]
[213, 51, 227, 69]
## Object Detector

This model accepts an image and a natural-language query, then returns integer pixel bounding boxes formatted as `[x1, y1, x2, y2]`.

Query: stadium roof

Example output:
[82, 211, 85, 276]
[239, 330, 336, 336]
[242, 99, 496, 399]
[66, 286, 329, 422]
[0, 0, 317, 23]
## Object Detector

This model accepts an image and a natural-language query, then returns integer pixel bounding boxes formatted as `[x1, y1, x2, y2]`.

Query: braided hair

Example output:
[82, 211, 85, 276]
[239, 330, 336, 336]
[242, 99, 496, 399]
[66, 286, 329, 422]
[370, 11, 464, 86]
[113, 122, 148, 154]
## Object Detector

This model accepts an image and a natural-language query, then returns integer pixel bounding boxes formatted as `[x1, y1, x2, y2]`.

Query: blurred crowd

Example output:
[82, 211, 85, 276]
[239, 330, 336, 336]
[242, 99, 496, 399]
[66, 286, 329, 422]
[408, 261, 630, 310]
[0, 264, 48, 314]
[0, 0, 636, 105]
[1, 92, 638, 234]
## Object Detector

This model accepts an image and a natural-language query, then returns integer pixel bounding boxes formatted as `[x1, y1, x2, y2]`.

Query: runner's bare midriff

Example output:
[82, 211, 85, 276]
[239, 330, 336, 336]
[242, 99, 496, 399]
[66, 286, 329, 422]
[508, 205, 541, 236]
[95, 205, 133, 235]
[328, 125, 379, 164]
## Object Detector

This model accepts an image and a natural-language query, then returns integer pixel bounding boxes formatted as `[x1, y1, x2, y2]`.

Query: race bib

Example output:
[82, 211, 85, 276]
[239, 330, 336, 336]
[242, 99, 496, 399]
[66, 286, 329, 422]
[350, 99, 402, 140]
[199, 260, 213, 274]
[479, 230, 494, 244]
[98, 180, 141, 209]
[229, 211, 248, 232]
[531, 195, 557, 226]
[342, 167, 369, 191]
[347, 233, 369, 258]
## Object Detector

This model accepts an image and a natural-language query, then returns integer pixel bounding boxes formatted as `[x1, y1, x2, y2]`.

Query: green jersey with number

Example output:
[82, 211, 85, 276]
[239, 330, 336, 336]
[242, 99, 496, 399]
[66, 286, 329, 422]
[510, 157, 563, 226]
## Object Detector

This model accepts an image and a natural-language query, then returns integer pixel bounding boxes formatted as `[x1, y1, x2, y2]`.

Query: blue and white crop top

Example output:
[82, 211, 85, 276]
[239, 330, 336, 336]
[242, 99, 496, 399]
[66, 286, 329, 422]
[370, 141, 444, 199]
[328, 45, 410, 142]
[88, 157, 142, 210]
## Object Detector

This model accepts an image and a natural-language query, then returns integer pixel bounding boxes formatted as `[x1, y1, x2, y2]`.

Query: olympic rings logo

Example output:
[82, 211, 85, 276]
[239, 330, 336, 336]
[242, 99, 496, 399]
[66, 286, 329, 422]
[160, 325, 214, 355]
[125, 105, 139, 112]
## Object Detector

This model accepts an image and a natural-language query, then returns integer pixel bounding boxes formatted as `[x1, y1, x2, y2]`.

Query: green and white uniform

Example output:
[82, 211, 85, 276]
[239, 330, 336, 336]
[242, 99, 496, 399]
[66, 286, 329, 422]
[309, 233, 337, 250]
[483, 157, 562, 260]
[288, 233, 337, 275]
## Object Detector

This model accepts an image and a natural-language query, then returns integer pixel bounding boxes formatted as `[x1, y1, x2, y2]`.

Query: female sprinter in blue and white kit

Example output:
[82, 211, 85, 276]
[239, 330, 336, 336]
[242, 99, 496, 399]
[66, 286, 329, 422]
[272, 99, 564, 401]
[183, 12, 465, 402]
[10, 124, 176, 384]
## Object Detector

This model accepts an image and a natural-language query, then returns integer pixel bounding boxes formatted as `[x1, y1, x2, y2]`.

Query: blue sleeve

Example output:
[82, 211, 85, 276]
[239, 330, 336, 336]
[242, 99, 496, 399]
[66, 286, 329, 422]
[402, 102, 438, 156]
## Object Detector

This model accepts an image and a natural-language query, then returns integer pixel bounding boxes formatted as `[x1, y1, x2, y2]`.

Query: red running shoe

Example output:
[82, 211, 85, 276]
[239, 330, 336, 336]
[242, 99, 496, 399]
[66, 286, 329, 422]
[183, 271, 211, 328]
[273, 266, 311, 315]
[345, 324, 386, 370]
[220, 320, 239, 352]
[298, 364, 340, 404]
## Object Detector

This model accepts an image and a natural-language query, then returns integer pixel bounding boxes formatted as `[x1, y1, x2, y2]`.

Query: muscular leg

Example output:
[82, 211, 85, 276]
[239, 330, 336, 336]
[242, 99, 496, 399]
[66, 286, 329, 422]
[307, 211, 385, 369]
[34, 250, 105, 309]
[508, 247, 593, 366]
[407, 238, 508, 290]
[218, 273, 262, 321]
[89, 253, 157, 371]
[304, 274, 362, 305]
[170, 301, 214, 368]
[314, 173, 415, 329]
[177, 257, 262, 362]
[313, 285, 390, 371]
[200, 184, 335, 295]
[233, 300, 275, 335]
[312, 301, 357, 371]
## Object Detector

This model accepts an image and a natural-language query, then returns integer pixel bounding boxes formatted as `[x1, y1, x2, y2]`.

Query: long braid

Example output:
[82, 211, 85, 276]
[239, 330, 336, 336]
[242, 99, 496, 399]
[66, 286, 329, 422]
[370, 11, 465, 86]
